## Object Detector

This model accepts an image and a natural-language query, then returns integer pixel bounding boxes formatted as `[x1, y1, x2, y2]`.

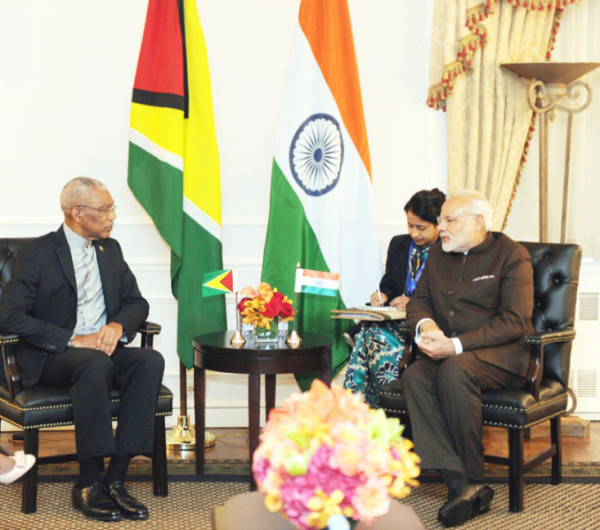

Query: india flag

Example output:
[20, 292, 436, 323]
[127, 0, 226, 367]
[262, 0, 381, 389]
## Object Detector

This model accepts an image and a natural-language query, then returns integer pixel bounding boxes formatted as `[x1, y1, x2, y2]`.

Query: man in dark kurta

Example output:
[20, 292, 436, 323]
[403, 190, 534, 527]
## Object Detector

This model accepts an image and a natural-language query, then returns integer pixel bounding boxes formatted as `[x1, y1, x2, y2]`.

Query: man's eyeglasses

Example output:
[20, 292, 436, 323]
[77, 204, 117, 215]
[436, 214, 475, 227]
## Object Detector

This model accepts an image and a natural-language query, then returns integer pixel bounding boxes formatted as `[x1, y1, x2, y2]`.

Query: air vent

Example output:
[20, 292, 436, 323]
[578, 292, 599, 321]
[574, 370, 598, 398]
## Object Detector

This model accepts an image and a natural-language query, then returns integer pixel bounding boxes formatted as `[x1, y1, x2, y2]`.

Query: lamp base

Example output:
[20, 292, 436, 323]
[527, 416, 590, 439]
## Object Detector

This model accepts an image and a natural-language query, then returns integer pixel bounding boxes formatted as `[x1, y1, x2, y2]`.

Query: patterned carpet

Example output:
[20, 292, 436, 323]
[37, 458, 600, 483]
[2, 481, 600, 529]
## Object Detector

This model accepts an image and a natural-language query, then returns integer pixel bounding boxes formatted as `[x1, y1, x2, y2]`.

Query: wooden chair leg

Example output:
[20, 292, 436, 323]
[508, 428, 524, 513]
[401, 414, 412, 441]
[152, 416, 168, 497]
[551, 416, 562, 485]
[22, 429, 39, 514]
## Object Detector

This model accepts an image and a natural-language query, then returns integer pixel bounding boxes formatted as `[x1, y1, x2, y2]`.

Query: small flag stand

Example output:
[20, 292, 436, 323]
[230, 281, 246, 348]
[286, 264, 303, 348]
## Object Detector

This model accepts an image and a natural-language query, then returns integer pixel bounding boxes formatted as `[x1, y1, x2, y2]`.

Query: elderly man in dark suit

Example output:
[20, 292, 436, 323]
[0, 177, 165, 522]
[402, 190, 534, 527]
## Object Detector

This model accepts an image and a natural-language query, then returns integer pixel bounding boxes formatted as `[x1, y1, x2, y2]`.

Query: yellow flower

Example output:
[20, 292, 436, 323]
[237, 282, 294, 328]
[306, 489, 345, 529]
[264, 492, 283, 512]
[252, 380, 421, 529]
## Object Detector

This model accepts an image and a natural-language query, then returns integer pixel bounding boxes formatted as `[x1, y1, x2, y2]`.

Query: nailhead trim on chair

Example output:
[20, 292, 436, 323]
[481, 393, 566, 413]
[1, 398, 118, 413]
[481, 413, 564, 430]
[0, 390, 173, 430]
[524, 330, 575, 345]
[382, 393, 568, 430]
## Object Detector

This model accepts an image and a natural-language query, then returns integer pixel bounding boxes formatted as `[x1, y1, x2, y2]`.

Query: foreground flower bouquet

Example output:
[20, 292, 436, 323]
[252, 380, 421, 529]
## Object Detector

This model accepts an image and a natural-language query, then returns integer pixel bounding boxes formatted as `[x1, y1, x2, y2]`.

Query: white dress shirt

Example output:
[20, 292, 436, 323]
[63, 223, 107, 335]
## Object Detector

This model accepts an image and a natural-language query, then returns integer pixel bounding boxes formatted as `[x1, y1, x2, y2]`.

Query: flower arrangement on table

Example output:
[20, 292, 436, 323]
[252, 379, 421, 530]
[237, 282, 295, 330]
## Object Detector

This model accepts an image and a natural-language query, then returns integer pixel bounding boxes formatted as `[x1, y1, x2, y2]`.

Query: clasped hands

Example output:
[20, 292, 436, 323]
[418, 321, 456, 360]
[69, 322, 124, 355]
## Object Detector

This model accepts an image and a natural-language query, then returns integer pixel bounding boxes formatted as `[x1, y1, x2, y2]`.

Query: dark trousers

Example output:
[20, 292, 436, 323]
[402, 352, 524, 481]
[38, 346, 165, 460]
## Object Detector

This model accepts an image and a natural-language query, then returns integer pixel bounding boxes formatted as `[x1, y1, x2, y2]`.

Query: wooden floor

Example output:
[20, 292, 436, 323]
[1, 420, 599, 463]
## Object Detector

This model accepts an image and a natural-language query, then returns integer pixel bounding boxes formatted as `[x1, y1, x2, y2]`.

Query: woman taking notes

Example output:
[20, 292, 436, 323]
[343, 188, 445, 407]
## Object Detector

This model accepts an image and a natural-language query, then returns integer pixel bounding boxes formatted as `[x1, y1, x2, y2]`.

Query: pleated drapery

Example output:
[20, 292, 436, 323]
[428, 0, 582, 229]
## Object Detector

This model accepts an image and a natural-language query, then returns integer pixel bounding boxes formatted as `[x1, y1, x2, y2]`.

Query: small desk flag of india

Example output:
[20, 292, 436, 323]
[202, 269, 237, 297]
[295, 269, 339, 298]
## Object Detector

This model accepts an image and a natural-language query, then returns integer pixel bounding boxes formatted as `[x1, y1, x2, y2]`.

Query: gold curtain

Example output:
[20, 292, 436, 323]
[428, 0, 582, 229]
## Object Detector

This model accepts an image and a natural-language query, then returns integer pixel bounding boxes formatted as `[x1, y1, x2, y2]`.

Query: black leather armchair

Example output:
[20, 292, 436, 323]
[0, 237, 174, 513]
[379, 242, 582, 512]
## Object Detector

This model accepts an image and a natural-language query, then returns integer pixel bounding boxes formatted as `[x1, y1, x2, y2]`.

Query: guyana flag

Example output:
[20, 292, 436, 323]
[127, 0, 226, 367]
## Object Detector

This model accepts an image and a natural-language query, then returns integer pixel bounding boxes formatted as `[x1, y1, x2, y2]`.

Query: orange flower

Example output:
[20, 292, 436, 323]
[238, 282, 295, 328]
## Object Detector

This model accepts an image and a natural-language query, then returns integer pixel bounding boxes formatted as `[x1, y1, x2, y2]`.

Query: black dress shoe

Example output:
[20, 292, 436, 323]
[437, 483, 494, 527]
[72, 482, 121, 522]
[107, 480, 149, 520]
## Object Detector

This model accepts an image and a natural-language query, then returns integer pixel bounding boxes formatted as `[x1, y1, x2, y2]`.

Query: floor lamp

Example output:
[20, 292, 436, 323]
[502, 62, 599, 243]
[502, 63, 598, 439]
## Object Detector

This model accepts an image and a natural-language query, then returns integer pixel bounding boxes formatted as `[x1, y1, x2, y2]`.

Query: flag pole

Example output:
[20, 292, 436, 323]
[167, 266, 240, 450]
[230, 266, 246, 348]
[167, 362, 207, 450]
[286, 263, 302, 348]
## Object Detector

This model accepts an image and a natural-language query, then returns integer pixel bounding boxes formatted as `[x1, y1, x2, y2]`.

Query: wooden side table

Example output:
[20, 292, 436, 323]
[193, 331, 332, 488]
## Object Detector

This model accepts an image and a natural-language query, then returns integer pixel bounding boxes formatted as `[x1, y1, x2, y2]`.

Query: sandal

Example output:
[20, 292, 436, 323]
[0, 451, 36, 484]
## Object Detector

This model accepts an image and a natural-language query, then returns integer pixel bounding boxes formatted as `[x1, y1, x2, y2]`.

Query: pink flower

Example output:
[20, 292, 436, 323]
[352, 478, 391, 525]
[252, 380, 420, 529]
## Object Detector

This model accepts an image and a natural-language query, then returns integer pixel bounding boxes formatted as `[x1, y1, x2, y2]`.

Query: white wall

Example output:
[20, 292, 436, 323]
[1, 1, 598, 425]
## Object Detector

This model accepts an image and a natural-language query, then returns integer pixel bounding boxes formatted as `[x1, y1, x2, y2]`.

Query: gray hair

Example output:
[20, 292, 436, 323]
[448, 189, 493, 231]
[60, 177, 107, 213]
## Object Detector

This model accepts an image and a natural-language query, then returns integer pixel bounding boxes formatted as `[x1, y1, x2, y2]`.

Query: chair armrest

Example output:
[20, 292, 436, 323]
[0, 333, 20, 347]
[138, 321, 162, 349]
[394, 322, 413, 377]
[524, 329, 576, 346]
[524, 328, 576, 400]
[0, 333, 22, 399]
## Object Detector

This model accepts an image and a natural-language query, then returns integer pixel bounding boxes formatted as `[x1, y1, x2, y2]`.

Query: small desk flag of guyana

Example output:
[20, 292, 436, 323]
[202, 269, 237, 297]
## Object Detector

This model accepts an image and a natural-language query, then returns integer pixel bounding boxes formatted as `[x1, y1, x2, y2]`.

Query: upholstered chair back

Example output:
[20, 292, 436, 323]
[523, 242, 581, 389]
[0, 238, 34, 298]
